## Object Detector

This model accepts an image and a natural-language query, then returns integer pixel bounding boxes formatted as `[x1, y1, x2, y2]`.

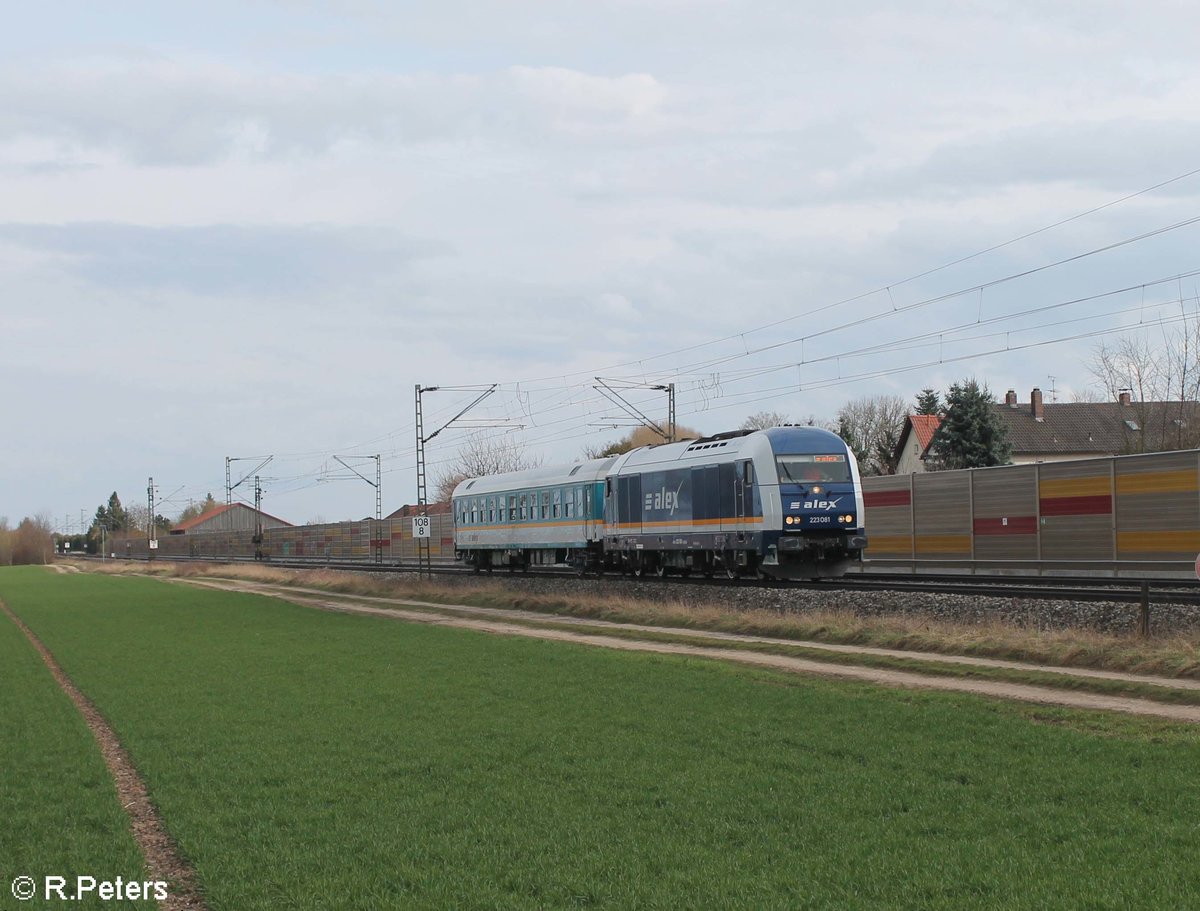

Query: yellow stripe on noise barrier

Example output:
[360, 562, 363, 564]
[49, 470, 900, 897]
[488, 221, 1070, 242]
[864, 535, 913, 555]
[1115, 470, 1200, 495]
[1116, 530, 1200, 554]
[1038, 475, 1111, 499]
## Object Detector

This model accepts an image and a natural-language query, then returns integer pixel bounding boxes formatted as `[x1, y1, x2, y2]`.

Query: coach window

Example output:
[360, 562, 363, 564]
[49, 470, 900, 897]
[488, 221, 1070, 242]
[488, 498, 495, 523]
[552, 489, 561, 518]
[519, 494, 527, 521]
[508, 495, 517, 521]
[541, 490, 550, 519]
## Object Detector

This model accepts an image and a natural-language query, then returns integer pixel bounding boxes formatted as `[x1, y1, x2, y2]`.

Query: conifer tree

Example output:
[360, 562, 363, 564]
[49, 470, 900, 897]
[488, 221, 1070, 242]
[927, 379, 1011, 470]
[914, 387, 941, 416]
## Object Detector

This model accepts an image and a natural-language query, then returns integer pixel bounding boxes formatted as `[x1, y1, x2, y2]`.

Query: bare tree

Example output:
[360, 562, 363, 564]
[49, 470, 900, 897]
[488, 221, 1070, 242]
[1090, 316, 1200, 452]
[435, 431, 543, 502]
[836, 394, 908, 475]
[10, 514, 54, 565]
[739, 411, 790, 431]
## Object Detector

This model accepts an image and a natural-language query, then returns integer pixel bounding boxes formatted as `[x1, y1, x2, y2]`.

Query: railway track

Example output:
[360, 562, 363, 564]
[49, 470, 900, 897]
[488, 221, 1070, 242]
[93, 554, 1200, 606]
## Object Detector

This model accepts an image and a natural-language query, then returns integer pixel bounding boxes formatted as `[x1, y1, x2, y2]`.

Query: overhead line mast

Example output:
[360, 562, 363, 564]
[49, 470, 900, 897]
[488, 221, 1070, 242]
[333, 454, 383, 563]
[415, 384, 499, 575]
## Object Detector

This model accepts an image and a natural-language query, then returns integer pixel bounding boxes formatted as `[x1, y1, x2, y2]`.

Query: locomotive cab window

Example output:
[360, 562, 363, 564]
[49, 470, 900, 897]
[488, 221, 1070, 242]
[776, 454, 850, 483]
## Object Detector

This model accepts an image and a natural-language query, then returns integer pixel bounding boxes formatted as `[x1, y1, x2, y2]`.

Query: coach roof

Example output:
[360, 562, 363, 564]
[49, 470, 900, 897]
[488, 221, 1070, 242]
[452, 457, 615, 499]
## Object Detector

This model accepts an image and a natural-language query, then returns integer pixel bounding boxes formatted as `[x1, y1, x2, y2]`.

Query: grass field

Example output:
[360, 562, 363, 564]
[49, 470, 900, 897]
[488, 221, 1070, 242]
[2, 566, 1199, 909]
[0, 580, 150, 909]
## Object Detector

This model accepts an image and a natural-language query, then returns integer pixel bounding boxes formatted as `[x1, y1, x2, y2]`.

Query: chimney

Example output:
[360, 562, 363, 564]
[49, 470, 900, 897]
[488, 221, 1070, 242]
[1118, 389, 1132, 406]
[1005, 389, 1017, 407]
[1031, 387, 1044, 421]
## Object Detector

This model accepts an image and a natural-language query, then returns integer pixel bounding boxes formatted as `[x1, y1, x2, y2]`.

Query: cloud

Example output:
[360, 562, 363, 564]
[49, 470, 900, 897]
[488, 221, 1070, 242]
[0, 222, 449, 296]
[0, 59, 674, 167]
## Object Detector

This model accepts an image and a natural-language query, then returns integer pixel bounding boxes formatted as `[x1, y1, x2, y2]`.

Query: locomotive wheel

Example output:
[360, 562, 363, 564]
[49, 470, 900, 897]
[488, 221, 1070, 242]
[655, 563, 668, 579]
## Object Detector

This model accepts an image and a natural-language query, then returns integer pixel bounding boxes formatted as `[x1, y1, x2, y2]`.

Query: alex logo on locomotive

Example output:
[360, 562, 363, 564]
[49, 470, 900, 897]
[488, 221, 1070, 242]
[801, 499, 840, 513]
[643, 483, 685, 516]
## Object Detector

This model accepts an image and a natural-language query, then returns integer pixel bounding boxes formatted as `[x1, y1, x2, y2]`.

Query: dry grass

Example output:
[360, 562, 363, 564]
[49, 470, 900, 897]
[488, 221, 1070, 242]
[84, 560, 1200, 679]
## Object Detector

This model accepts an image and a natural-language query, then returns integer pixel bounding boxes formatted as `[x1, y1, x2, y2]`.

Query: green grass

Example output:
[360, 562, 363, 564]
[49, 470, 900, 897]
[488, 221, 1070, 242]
[2, 567, 1200, 909]
[270, 584, 1200, 708]
[0, 573, 150, 909]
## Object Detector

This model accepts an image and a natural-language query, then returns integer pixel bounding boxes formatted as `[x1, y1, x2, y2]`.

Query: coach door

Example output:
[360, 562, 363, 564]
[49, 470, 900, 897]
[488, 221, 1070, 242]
[583, 484, 597, 540]
[730, 460, 752, 524]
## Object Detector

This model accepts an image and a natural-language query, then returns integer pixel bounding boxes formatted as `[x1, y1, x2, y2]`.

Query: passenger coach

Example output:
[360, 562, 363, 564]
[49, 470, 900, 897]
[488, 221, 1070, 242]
[452, 457, 613, 572]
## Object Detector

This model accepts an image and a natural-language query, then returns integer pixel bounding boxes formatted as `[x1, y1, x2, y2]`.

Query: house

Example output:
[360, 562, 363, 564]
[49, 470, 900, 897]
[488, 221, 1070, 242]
[893, 387, 1200, 472]
[169, 503, 293, 535]
[893, 414, 943, 474]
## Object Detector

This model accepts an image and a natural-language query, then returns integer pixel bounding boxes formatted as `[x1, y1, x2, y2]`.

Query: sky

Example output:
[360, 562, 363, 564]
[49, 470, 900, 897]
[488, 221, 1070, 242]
[4, 0, 1200, 528]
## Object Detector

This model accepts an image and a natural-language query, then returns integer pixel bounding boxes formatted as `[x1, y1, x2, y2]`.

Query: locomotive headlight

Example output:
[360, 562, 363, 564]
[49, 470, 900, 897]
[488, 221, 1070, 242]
[785, 515, 794, 525]
[811, 485, 822, 494]
[844, 514, 854, 523]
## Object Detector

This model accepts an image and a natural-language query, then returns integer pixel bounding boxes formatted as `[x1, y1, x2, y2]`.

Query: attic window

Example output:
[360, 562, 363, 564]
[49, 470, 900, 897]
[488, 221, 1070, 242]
[1124, 420, 1140, 432]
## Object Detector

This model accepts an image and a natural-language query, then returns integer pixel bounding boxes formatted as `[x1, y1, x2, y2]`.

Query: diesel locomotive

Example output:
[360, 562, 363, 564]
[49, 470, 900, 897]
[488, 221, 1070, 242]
[451, 426, 868, 579]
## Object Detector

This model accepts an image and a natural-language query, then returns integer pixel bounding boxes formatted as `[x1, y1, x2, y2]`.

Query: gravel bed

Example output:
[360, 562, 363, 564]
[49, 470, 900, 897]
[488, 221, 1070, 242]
[400, 571, 1200, 636]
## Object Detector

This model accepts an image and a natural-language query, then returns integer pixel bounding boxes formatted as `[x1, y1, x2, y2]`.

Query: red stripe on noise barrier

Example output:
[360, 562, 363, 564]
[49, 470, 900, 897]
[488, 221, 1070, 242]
[973, 516, 1038, 536]
[864, 489, 911, 508]
[1038, 494, 1113, 517]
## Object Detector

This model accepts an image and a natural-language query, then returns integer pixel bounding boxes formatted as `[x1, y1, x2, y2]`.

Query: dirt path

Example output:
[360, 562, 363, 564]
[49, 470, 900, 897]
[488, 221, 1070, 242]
[0, 599, 207, 910]
[183, 578, 1200, 723]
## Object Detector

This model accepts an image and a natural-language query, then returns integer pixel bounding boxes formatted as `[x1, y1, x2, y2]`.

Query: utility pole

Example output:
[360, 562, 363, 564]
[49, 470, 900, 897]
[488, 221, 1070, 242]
[415, 383, 500, 575]
[253, 476, 264, 561]
[333, 454, 383, 563]
[415, 386, 430, 576]
[147, 477, 158, 560]
[594, 378, 676, 443]
[226, 455, 273, 505]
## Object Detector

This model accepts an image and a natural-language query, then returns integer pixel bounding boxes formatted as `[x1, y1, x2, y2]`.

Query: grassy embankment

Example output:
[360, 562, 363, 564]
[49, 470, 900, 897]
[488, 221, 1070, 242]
[0, 584, 151, 909]
[89, 559, 1200, 679]
[3, 567, 1200, 910]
